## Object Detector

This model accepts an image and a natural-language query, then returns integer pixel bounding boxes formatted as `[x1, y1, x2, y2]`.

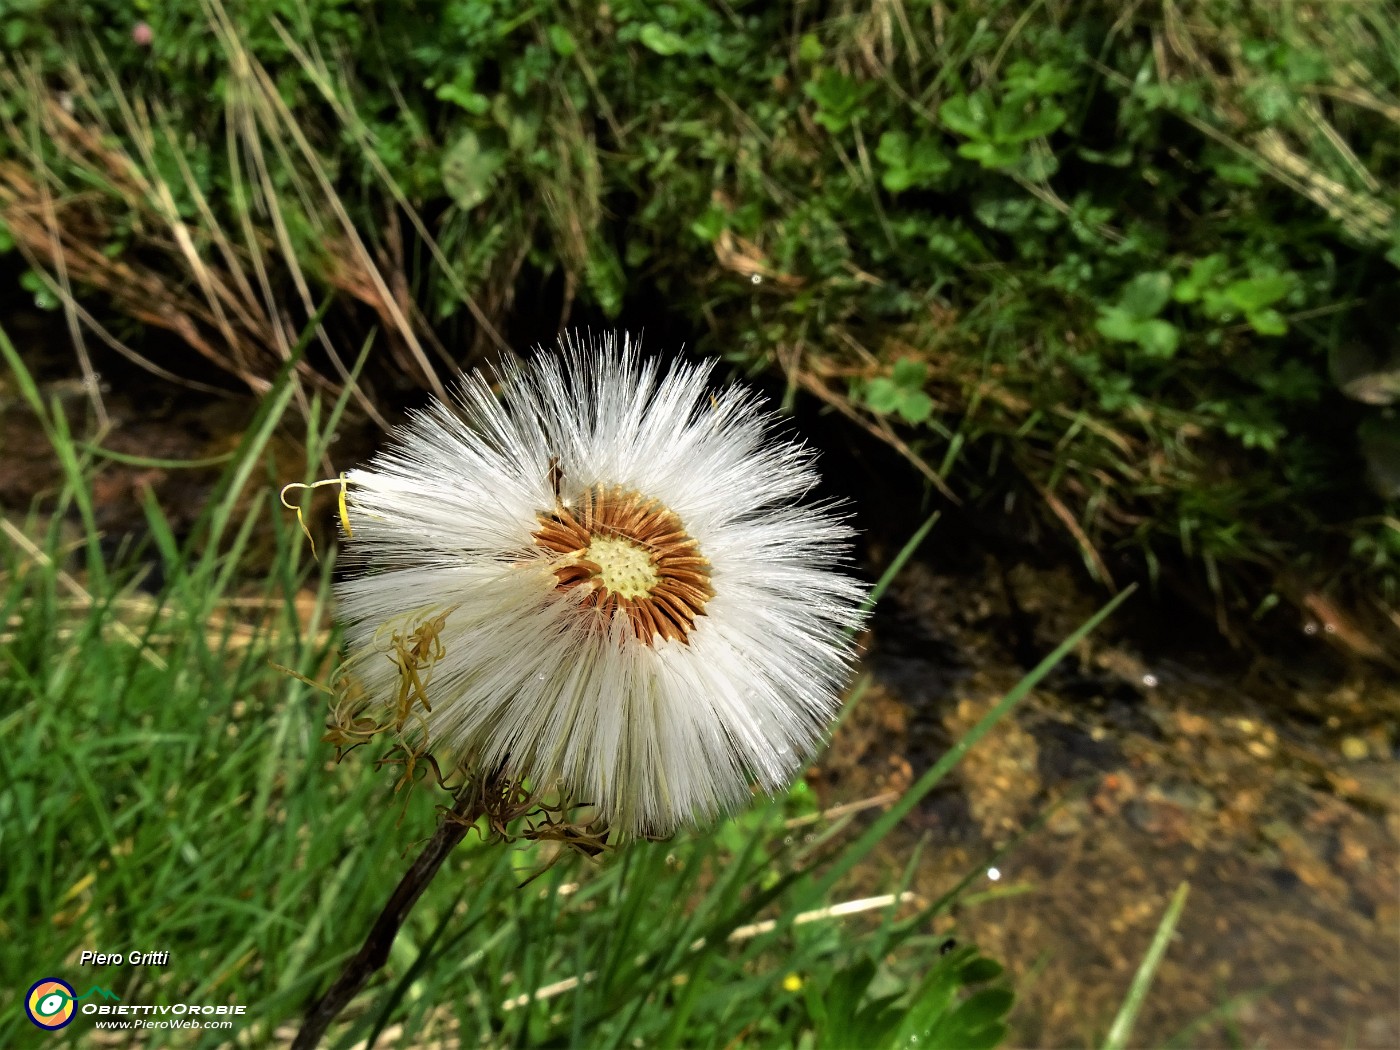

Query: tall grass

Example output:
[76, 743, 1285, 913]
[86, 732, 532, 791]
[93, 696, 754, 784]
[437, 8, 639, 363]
[0, 323, 1131, 1048]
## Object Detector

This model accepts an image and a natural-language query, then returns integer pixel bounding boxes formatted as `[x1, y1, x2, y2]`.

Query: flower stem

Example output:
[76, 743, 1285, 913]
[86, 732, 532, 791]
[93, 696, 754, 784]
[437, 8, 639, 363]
[292, 787, 481, 1049]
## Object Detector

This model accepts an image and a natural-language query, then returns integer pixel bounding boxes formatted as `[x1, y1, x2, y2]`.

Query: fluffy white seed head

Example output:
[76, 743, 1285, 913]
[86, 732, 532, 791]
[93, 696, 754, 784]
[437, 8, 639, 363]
[334, 332, 868, 837]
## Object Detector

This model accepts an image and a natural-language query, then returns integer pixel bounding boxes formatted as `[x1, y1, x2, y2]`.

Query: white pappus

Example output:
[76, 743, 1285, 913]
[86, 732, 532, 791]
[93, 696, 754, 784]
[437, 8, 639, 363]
[333, 332, 868, 838]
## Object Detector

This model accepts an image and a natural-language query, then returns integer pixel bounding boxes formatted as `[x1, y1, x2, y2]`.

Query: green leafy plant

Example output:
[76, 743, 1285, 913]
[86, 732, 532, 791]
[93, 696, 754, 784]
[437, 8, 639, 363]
[806, 945, 1012, 1050]
[805, 68, 874, 133]
[864, 360, 935, 423]
[877, 131, 953, 192]
[1173, 255, 1295, 336]
[1096, 272, 1180, 359]
[939, 62, 1072, 170]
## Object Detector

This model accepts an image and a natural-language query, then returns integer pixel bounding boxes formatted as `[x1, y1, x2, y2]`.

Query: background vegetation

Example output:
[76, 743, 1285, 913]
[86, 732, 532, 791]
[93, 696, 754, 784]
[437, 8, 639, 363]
[1, 0, 1397, 641]
[3, 2, 1393, 1044]
[1, 331, 1145, 1046]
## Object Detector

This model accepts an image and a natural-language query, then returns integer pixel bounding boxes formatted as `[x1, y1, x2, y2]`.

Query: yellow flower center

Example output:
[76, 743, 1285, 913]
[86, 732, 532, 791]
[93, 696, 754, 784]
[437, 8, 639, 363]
[582, 535, 660, 599]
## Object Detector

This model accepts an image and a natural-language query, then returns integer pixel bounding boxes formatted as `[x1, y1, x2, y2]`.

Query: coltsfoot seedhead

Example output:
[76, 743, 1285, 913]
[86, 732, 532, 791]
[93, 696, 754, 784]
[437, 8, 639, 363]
[328, 333, 868, 838]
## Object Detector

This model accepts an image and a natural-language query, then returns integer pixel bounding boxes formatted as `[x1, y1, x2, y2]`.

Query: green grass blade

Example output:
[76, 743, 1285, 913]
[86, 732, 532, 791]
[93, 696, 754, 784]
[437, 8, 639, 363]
[0, 321, 54, 430]
[1104, 880, 1191, 1050]
[78, 445, 237, 469]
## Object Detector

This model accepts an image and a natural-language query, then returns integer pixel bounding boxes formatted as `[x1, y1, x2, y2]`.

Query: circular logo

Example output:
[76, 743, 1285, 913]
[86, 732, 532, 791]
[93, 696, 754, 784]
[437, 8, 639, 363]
[26, 978, 76, 1030]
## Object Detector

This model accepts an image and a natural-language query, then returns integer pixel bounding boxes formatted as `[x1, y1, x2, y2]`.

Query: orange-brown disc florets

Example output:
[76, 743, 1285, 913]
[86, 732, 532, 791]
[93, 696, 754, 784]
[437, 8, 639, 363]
[533, 485, 714, 645]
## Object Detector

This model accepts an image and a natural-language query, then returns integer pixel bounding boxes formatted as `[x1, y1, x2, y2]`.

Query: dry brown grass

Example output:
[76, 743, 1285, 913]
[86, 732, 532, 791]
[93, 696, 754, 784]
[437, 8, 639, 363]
[1156, 0, 1397, 244]
[0, 4, 518, 428]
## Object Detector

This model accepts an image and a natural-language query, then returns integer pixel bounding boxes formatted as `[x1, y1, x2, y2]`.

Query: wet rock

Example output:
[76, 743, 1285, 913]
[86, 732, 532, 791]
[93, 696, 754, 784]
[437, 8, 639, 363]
[943, 692, 1041, 837]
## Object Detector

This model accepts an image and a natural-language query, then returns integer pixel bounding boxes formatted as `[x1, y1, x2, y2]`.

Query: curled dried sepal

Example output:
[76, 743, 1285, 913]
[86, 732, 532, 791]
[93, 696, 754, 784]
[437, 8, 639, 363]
[312, 607, 629, 847]
[385, 605, 458, 732]
[522, 810, 611, 858]
[323, 675, 388, 760]
[375, 741, 448, 798]
[323, 605, 458, 761]
[323, 715, 386, 758]
[513, 816, 613, 887]
[327, 687, 630, 851]
[443, 774, 544, 838]
[279, 473, 353, 561]
[428, 773, 619, 861]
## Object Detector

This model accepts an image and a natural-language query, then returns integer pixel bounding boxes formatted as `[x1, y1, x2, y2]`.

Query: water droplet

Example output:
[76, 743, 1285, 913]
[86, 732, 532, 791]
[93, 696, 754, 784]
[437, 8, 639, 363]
[535, 671, 547, 681]
[987, 867, 1001, 881]
[1141, 673, 1158, 688]
[750, 273, 762, 285]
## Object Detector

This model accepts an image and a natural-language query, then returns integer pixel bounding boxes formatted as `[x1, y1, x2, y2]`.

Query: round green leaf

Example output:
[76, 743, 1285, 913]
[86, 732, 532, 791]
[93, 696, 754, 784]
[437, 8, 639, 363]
[442, 131, 505, 210]
[639, 24, 687, 55]
[1120, 271, 1173, 320]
